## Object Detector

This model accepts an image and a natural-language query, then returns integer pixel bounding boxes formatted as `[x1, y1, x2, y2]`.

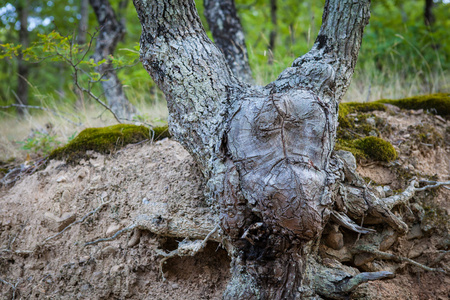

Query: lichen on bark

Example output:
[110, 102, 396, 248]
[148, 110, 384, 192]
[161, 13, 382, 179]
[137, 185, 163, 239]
[130, 0, 412, 299]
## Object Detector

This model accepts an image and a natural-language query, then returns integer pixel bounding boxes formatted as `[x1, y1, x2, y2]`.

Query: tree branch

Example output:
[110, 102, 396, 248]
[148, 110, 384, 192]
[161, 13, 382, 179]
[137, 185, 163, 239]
[289, 0, 371, 102]
[133, 0, 242, 173]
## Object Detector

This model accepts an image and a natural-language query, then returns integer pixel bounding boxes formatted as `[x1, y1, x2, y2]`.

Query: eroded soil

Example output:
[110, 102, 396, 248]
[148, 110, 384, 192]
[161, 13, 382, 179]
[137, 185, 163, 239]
[1, 108, 449, 299]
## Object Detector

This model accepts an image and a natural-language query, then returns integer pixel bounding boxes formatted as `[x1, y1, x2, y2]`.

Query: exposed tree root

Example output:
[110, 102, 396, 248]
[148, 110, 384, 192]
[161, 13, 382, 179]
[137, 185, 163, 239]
[154, 224, 219, 280]
[0, 277, 20, 300]
[337, 154, 450, 236]
[313, 258, 395, 299]
[354, 245, 447, 274]
[416, 180, 450, 191]
[331, 211, 375, 234]
[85, 220, 220, 281]
[84, 223, 137, 246]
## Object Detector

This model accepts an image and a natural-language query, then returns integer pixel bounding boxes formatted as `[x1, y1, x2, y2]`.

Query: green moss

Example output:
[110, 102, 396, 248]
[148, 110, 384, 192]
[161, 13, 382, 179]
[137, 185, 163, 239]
[336, 137, 397, 162]
[413, 124, 444, 147]
[422, 203, 449, 234]
[354, 136, 397, 162]
[49, 124, 170, 164]
[335, 139, 366, 159]
[338, 102, 386, 129]
[378, 93, 450, 118]
[340, 102, 386, 114]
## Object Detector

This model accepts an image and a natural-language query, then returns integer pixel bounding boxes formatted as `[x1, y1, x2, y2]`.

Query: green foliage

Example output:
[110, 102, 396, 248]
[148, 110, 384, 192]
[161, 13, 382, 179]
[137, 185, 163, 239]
[18, 131, 61, 156]
[1, 0, 449, 117]
[49, 124, 170, 164]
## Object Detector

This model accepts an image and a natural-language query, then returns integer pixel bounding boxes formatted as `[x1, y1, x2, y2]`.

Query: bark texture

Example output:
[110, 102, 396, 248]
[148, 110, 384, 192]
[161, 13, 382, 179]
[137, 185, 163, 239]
[133, 0, 375, 298]
[204, 0, 253, 83]
[90, 0, 137, 120]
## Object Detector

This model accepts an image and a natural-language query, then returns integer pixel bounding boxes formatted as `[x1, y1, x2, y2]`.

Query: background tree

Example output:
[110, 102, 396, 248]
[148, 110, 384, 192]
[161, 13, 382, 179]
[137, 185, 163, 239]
[89, 0, 137, 120]
[268, 0, 277, 64]
[204, 0, 253, 83]
[77, 0, 90, 44]
[16, 0, 29, 116]
[424, 0, 435, 26]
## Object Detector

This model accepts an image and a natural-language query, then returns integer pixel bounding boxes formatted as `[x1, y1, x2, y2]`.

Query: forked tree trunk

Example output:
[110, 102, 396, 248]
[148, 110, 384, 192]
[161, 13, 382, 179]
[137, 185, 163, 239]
[89, 0, 137, 120]
[204, 0, 254, 83]
[132, 0, 377, 298]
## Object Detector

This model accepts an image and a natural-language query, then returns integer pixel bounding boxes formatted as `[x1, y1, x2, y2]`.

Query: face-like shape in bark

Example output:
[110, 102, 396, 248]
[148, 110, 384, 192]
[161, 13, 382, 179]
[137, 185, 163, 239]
[227, 88, 333, 240]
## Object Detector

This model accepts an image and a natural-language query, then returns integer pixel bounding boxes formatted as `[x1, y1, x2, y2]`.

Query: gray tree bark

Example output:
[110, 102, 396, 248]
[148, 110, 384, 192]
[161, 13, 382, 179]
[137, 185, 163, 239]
[89, 0, 137, 120]
[77, 0, 89, 44]
[16, 0, 29, 116]
[132, 0, 395, 298]
[204, 0, 253, 84]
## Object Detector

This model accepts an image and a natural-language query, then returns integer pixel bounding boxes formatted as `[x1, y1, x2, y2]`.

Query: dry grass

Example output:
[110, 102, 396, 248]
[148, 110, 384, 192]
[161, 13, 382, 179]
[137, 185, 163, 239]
[1, 58, 448, 163]
[0, 97, 168, 162]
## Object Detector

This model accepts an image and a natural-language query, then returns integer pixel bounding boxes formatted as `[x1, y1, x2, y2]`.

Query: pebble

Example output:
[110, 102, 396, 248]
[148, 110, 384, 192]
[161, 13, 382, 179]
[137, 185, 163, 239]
[106, 224, 122, 236]
[325, 231, 344, 250]
[110, 264, 124, 275]
[407, 224, 423, 240]
[366, 117, 376, 127]
[101, 246, 118, 257]
[56, 176, 67, 183]
[354, 253, 375, 266]
[43, 212, 76, 232]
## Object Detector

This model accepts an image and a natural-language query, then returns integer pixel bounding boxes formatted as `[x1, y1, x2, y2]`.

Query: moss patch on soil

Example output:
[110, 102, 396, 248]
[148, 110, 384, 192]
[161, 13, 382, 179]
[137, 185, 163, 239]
[379, 93, 450, 118]
[337, 102, 396, 162]
[336, 93, 448, 162]
[49, 124, 170, 164]
[336, 137, 397, 162]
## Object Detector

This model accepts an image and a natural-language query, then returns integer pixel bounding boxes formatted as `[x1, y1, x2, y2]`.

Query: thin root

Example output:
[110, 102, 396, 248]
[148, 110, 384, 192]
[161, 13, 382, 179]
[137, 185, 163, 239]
[355, 245, 447, 274]
[85, 223, 137, 246]
[155, 224, 220, 281]
[0, 277, 20, 300]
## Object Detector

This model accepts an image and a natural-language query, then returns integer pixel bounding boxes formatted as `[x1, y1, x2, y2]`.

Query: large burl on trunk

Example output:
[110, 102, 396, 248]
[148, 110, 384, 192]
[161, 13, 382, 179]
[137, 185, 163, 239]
[132, 0, 398, 298]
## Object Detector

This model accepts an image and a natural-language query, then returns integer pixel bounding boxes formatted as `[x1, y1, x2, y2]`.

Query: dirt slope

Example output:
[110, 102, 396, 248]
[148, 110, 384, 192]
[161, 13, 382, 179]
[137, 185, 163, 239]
[1, 109, 449, 299]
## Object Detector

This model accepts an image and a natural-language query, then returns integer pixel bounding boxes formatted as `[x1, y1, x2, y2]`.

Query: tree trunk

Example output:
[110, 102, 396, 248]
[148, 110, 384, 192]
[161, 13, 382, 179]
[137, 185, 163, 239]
[132, 0, 383, 298]
[204, 0, 254, 84]
[268, 0, 277, 65]
[16, 0, 29, 116]
[89, 0, 137, 120]
[77, 0, 89, 44]
[424, 0, 435, 27]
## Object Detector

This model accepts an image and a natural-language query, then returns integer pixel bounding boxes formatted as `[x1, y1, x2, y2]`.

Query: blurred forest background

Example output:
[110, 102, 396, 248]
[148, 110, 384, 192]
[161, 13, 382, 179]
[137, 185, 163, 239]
[0, 0, 449, 160]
